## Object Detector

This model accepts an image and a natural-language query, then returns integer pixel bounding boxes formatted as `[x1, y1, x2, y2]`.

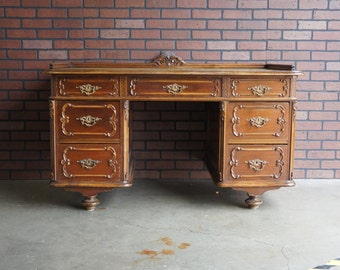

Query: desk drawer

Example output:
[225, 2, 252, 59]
[56, 144, 122, 181]
[129, 77, 221, 98]
[227, 102, 290, 143]
[227, 145, 289, 181]
[228, 78, 290, 98]
[54, 76, 120, 97]
[56, 101, 120, 141]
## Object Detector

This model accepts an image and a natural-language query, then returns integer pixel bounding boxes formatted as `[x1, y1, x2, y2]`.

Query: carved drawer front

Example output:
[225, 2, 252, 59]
[57, 101, 120, 141]
[56, 144, 122, 182]
[129, 77, 221, 98]
[228, 78, 290, 98]
[227, 102, 290, 143]
[227, 145, 289, 182]
[54, 76, 120, 97]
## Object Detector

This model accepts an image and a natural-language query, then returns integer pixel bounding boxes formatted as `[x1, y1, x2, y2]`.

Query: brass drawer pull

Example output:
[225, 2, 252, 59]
[248, 116, 270, 128]
[77, 158, 102, 170]
[76, 84, 102, 96]
[76, 115, 102, 127]
[163, 83, 188, 94]
[248, 85, 271, 96]
[246, 159, 268, 172]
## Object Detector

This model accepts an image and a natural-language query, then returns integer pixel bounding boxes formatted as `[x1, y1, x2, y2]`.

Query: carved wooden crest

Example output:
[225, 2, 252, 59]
[151, 51, 186, 67]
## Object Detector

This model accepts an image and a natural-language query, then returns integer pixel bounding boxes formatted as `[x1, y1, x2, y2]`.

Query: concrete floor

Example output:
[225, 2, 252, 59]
[0, 179, 339, 270]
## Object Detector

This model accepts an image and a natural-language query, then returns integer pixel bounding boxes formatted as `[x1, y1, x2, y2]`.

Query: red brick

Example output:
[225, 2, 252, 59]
[252, 51, 281, 61]
[310, 91, 338, 100]
[222, 51, 250, 61]
[207, 41, 236, 50]
[328, 21, 340, 30]
[22, 19, 51, 28]
[308, 151, 335, 159]
[209, 0, 236, 8]
[131, 9, 160, 18]
[269, 20, 297, 29]
[38, 29, 66, 39]
[0, 0, 20, 7]
[238, 0, 267, 9]
[178, 20, 206, 29]
[314, 10, 340, 19]
[177, 41, 206, 50]
[38, 50, 67, 59]
[69, 29, 98, 39]
[283, 31, 312, 40]
[23, 40, 52, 49]
[7, 29, 36, 38]
[161, 170, 189, 179]
[100, 9, 128, 18]
[22, 0, 51, 7]
[6, 8, 36, 17]
[294, 159, 320, 169]
[54, 40, 83, 49]
[323, 141, 340, 150]
[284, 10, 312, 19]
[84, 0, 114, 7]
[85, 19, 114, 28]
[311, 72, 339, 81]
[8, 50, 37, 59]
[85, 40, 114, 49]
[146, 0, 175, 8]
[162, 9, 191, 18]
[254, 10, 282, 19]
[116, 40, 145, 49]
[52, 0, 83, 7]
[115, 0, 144, 8]
[269, 0, 298, 9]
[37, 8, 67, 18]
[300, 0, 328, 9]
[295, 121, 322, 131]
[222, 30, 251, 40]
[326, 62, 340, 70]
[0, 18, 20, 28]
[116, 19, 145, 28]
[101, 30, 130, 39]
[192, 30, 225, 39]
[314, 31, 340, 40]
[308, 131, 336, 140]
[68, 8, 98, 18]
[239, 20, 267, 30]
[326, 82, 340, 91]
[253, 30, 282, 40]
[283, 51, 310, 60]
[208, 20, 236, 30]
[192, 51, 221, 60]
[53, 19, 82, 28]
[177, 0, 206, 8]
[297, 41, 325, 50]
[298, 20, 327, 30]
[268, 41, 296, 50]
[161, 30, 190, 39]
[224, 10, 252, 19]
[238, 41, 266, 50]
[193, 9, 222, 19]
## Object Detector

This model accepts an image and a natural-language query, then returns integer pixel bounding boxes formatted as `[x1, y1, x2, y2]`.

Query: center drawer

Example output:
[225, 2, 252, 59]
[129, 77, 221, 98]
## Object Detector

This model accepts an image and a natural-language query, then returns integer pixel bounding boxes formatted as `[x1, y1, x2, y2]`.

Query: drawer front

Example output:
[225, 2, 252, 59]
[227, 145, 289, 182]
[129, 77, 221, 98]
[53, 76, 120, 97]
[227, 102, 290, 143]
[57, 101, 120, 141]
[228, 78, 290, 98]
[56, 144, 122, 181]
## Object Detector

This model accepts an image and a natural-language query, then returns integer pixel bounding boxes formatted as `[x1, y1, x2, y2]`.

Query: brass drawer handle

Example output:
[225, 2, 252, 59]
[248, 85, 271, 96]
[248, 116, 270, 128]
[246, 159, 268, 172]
[76, 115, 102, 127]
[76, 84, 102, 96]
[163, 83, 188, 95]
[77, 158, 101, 170]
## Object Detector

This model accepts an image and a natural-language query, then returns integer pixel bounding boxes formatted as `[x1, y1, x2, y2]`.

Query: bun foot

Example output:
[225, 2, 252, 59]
[245, 194, 263, 209]
[82, 195, 100, 211]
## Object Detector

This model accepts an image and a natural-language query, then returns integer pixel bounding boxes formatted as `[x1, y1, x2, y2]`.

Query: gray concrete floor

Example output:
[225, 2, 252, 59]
[0, 179, 339, 270]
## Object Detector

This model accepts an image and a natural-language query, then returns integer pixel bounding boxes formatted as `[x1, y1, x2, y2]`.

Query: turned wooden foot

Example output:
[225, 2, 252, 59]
[245, 194, 263, 209]
[81, 195, 100, 211]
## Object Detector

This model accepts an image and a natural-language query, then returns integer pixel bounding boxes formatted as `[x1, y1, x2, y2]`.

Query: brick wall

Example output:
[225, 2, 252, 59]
[1, 0, 339, 180]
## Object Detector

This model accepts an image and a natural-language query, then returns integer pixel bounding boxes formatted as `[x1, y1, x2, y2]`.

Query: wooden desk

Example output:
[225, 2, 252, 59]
[47, 53, 302, 211]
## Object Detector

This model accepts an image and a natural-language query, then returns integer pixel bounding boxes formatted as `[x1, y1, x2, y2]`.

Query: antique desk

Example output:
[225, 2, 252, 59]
[48, 53, 302, 211]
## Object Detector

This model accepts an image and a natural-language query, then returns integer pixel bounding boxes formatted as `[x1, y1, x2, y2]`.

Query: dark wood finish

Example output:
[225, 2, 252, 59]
[48, 53, 302, 210]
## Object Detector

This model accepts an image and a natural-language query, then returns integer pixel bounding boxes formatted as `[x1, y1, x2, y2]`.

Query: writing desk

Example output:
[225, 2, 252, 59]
[48, 53, 302, 211]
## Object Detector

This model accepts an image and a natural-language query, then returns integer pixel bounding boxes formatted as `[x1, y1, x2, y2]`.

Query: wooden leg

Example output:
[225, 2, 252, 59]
[81, 195, 100, 211]
[232, 187, 279, 209]
[245, 194, 263, 209]
[64, 187, 114, 211]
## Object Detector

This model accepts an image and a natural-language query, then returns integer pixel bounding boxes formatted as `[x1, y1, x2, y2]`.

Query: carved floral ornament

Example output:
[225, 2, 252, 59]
[151, 51, 186, 66]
